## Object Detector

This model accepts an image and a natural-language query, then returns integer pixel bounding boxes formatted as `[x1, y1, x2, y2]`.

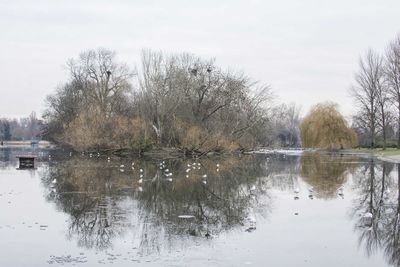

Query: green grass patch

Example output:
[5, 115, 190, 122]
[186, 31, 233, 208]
[351, 148, 400, 157]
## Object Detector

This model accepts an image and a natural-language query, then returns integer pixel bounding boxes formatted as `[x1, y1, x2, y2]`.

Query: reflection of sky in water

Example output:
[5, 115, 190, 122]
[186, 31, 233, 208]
[0, 148, 398, 266]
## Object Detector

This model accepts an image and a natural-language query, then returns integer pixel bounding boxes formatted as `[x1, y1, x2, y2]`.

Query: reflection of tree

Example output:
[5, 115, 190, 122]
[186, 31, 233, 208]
[383, 164, 400, 266]
[351, 160, 400, 266]
[41, 158, 135, 249]
[264, 154, 301, 191]
[0, 147, 27, 169]
[300, 153, 357, 198]
[0, 147, 12, 169]
[137, 157, 270, 236]
[41, 155, 272, 252]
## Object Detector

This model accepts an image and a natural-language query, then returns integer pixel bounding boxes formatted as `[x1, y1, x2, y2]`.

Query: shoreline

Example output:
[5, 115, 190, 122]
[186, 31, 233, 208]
[2, 142, 399, 163]
[337, 148, 400, 164]
[0, 141, 54, 149]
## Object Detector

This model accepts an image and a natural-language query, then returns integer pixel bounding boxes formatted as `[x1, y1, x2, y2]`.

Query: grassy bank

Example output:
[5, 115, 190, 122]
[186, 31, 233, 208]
[351, 148, 400, 157]
[346, 148, 400, 163]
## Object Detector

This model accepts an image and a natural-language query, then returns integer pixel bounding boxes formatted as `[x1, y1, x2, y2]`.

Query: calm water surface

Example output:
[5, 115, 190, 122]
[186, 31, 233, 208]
[0, 147, 399, 266]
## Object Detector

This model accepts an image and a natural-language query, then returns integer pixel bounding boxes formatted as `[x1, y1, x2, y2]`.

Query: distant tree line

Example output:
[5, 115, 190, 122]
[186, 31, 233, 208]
[0, 120, 11, 141]
[351, 33, 400, 149]
[0, 112, 42, 141]
[43, 48, 301, 153]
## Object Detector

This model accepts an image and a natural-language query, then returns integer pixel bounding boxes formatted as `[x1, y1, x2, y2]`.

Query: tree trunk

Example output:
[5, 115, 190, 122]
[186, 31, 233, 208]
[371, 121, 375, 149]
[369, 160, 375, 212]
[398, 109, 400, 149]
[381, 104, 387, 150]
[383, 119, 387, 150]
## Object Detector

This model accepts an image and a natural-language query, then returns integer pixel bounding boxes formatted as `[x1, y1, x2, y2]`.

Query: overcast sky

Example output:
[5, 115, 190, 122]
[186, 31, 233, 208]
[0, 0, 399, 118]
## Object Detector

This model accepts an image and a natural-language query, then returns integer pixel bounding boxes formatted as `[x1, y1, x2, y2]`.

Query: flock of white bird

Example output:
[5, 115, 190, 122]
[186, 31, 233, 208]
[93, 154, 223, 189]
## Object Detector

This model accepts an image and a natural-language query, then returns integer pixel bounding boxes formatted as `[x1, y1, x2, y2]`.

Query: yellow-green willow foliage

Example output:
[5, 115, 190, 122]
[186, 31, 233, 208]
[300, 103, 358, 149]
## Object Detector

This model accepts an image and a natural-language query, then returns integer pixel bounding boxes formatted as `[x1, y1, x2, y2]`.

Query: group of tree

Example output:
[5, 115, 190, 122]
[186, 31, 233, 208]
[270, 103, 301, 147]
[44, 48, 300, 153]
[0, 120, 11, 141]
[351, 33, 400, 149]
[0, 112, 42, 141]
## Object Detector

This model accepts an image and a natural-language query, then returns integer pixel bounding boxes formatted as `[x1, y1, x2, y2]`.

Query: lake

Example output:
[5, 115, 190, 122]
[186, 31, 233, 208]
[0, 147, 398, 266]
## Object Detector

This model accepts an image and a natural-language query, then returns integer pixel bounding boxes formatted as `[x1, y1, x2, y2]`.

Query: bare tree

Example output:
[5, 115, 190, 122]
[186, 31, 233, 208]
[376, 64, 390, 150]
[385, 34, 400, 148]
[45, 48, 275, 152]
[136, 50, 273, 150]
[350, 49, 383, 148]
[67, 48, 134, 115]
[271, 103, 301, 147]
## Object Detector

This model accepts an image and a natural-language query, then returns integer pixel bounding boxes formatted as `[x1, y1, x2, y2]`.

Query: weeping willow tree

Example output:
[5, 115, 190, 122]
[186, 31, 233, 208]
[300, 103, 358, 149]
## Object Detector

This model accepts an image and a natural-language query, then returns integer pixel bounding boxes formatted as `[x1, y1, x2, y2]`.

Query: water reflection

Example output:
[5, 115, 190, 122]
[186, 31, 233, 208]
[14, 150, 400, 266]
[300, 153, 358, 198]
[0, 147, 20, 168]
[40, 155, 273, 251]
[351, 159, 400, 266]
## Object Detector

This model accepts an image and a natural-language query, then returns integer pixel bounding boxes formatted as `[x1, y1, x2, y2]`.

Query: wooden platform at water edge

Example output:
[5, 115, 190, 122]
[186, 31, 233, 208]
[16, 155, 37, 169]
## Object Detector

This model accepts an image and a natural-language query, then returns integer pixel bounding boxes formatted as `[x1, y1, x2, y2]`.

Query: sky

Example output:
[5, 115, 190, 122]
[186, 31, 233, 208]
[0, 0, 399, 119]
